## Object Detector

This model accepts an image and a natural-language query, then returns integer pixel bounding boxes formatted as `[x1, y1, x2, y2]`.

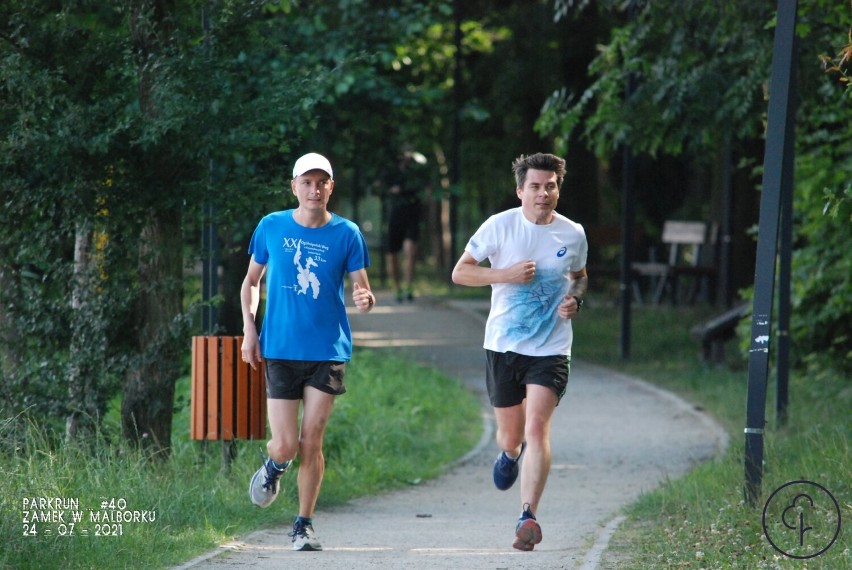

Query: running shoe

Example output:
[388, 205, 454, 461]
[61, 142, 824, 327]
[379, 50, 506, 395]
[249, 455, 288, 508]
[289, 519, 323, 551]
[513, 503, 542, 551]
[492, 441, 526, 490]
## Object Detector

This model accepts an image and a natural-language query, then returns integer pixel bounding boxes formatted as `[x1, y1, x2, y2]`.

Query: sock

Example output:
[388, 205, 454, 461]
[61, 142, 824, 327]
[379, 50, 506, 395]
[295, 516, 313, 526]
[270, 458, 289, 471]
[507, 442, 526, 461]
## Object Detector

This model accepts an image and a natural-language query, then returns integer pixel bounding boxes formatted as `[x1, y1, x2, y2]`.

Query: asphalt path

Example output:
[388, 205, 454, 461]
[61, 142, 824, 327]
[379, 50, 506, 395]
[177, 292, 728, 570]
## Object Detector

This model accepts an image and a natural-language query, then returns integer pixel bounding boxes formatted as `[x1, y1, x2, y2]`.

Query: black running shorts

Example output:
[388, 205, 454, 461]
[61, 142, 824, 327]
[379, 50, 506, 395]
[485, 350, 570, 408]
[264, 359, 347, 399]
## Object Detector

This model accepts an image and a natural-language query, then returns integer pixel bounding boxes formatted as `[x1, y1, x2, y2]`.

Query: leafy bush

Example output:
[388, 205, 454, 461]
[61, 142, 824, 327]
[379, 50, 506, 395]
[791, 74, 852, 375]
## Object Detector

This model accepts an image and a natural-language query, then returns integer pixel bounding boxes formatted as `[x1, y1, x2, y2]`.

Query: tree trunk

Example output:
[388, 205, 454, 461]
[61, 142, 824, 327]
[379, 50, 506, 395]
[121, 208, 183, 456]
[432, 144, 451, 272]
[121, 0, 183, 457]
[66, 223, 98, 441]
[0, 262, 21, 411]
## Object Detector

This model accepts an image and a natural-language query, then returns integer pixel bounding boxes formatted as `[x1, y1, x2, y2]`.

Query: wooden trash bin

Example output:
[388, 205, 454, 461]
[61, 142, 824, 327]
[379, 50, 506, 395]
[190, 336, 266, 441]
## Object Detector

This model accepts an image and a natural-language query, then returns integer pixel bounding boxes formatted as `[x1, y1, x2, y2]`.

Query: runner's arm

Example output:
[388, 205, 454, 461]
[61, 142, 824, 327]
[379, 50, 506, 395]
[451, 251, 536, 287]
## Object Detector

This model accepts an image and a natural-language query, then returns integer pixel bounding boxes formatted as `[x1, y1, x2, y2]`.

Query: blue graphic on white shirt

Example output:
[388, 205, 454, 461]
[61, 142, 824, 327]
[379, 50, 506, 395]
[503, 268, 565, 347]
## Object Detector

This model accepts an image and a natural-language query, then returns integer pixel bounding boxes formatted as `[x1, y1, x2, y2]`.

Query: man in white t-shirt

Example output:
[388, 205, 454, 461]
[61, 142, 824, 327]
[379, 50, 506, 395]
[452, 152, 588, 551]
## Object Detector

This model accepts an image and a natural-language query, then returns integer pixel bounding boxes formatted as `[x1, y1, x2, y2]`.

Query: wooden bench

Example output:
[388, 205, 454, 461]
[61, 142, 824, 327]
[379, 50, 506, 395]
[690, 303, 750, 364]
[631, 220, 717, 305]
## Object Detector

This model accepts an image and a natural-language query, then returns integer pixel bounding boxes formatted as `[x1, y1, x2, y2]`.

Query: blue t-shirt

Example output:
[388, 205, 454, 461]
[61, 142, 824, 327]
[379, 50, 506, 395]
[248, 210, 370, 361]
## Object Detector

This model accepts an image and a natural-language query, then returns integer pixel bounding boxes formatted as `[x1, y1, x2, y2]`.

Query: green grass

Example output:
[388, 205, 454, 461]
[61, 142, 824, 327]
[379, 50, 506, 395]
[0, 350, 482, 570]
[573, 303, 850, 570]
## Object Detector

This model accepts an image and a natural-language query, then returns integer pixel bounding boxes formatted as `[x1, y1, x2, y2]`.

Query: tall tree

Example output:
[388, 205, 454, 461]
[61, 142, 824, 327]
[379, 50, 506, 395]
[117, 0, 186, 453]
[540, 0, 852, 371]
[1, 0, 456, 449]
[0, 2, 129, 434]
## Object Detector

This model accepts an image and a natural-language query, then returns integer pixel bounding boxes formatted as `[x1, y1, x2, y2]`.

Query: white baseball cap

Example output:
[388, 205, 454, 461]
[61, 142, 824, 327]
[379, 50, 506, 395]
[292, 153, 333, 179]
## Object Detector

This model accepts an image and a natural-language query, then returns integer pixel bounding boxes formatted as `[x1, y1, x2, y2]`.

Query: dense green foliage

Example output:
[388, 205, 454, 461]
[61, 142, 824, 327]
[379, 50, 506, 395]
[542, 0, 771, 158]
[540, 0, 852, 373]
[791, 90, 852, 375]
[1, 1, 847, 455]
[1, 349, 482, 570]
[1, 1, 329, 444]
[0, 0, 610, 449]
[0, 0, 463, 448]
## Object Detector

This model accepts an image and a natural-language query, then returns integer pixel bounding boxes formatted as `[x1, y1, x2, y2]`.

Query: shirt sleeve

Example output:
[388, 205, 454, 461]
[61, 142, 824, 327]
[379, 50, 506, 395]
[464, 215, 498, 263]
[575, 224, 589, 271]
[345, 224, 371, 273]
[247, 218, 269, 264]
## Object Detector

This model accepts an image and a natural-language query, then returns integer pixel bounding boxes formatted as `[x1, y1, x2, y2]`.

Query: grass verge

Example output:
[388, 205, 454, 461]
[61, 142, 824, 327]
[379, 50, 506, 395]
[1, 349, 482, 570]
[573, 303, 850, 569]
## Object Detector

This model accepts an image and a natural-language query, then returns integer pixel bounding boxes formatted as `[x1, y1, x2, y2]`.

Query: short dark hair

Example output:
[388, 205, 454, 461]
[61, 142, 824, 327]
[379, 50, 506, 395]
[512, 153, 566, 189]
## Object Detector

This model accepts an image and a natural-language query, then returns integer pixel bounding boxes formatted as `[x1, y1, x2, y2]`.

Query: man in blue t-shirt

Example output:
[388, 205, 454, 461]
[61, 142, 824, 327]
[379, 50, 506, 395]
[241, 153, 376, 552]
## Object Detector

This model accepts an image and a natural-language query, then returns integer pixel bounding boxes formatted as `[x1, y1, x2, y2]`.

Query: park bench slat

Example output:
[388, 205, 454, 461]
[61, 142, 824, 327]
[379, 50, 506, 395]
[190, 336, 266, 441]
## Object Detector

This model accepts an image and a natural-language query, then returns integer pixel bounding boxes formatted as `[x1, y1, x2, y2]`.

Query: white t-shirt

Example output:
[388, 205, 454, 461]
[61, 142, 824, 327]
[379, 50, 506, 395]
[464, 208, 587, 357]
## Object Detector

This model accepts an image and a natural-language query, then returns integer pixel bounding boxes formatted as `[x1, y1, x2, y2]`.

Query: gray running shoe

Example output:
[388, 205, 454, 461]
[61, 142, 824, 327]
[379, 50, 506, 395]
[249, 456, 288, 508]
[289, 519, 323, 551]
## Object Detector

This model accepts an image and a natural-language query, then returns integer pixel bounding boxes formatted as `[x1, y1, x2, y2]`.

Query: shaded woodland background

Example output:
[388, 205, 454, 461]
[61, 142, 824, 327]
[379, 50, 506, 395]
[1, 1, 849, 455]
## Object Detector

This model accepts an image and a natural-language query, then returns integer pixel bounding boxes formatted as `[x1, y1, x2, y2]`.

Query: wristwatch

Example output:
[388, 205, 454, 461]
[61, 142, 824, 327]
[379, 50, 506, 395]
[572, 296, 584, 312]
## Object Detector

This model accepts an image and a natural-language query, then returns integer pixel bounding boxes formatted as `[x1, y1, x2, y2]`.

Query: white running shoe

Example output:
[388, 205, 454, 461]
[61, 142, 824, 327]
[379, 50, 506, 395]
[289, 520, 322, 551]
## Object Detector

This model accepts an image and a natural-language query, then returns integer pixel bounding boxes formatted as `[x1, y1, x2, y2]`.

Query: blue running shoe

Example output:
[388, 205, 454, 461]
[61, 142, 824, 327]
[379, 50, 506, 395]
[513, 503, 542, 551]
[492, 441, 526, 490]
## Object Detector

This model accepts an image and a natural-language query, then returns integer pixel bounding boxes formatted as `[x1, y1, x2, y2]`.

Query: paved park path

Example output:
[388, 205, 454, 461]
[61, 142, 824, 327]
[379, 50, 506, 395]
[177, 292, 728, 570]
